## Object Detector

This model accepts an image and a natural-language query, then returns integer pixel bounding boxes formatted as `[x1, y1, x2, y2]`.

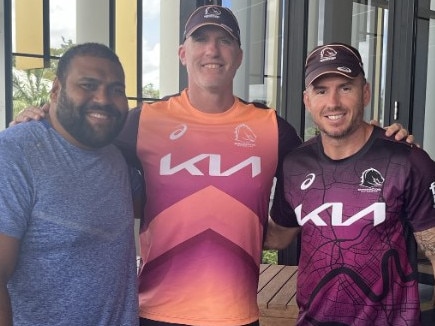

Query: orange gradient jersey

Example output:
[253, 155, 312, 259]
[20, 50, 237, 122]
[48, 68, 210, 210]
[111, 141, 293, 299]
[136, 90, 279, 325]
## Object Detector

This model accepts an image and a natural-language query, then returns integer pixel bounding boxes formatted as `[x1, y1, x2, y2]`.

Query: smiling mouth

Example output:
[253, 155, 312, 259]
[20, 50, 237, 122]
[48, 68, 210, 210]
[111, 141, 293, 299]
[88, 111, 113, 122]
[203, 63, 222, 69]
[86, 111, 118, 124]
[326, 113, 344, 120]
[89, 111, 110, 119]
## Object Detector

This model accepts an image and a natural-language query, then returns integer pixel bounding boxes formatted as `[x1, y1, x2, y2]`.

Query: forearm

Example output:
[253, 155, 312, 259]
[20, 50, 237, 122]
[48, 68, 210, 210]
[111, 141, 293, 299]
[264, 217, 300, 250]
[414, 227, 435, 306]
[414, 227, 435, 264]
[0, 235, 20, 325]
[0, 285, 13, 326]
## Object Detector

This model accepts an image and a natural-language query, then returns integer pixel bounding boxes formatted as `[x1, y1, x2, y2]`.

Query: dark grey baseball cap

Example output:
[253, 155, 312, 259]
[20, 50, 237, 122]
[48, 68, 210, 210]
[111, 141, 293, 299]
[305, 43, 365, 87]
[184, 5, 241, 46]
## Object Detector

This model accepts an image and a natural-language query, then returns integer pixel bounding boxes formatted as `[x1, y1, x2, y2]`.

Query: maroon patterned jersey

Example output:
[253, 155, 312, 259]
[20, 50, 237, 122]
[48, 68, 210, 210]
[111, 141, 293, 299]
[281, 126, 435, 325]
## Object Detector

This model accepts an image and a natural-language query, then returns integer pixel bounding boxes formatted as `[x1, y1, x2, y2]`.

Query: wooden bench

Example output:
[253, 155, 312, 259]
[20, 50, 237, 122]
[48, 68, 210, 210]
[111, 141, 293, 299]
[257, 264, 298, 326]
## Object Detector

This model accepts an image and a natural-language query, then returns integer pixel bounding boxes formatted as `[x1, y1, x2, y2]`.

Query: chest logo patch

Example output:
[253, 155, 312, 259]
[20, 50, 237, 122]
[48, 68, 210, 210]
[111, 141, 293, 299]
[359, 168, 384, 192]
[169, 124, 188, 140]
[234, 124, 256, 147]
[301, 173, 316, 190]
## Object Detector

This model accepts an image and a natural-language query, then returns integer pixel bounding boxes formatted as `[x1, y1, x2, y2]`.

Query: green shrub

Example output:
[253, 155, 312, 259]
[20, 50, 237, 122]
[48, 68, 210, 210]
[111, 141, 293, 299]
[262, 250, 278, 264]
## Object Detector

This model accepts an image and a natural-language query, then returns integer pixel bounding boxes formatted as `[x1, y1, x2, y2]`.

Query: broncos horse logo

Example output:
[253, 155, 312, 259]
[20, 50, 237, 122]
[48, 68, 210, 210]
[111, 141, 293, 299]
[360, 168, 384, 188]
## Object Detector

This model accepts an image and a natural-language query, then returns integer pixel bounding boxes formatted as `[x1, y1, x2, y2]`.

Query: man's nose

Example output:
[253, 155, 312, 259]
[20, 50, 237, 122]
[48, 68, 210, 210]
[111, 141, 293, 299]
[204, 40, 220, 55]
[93, 87, 110, 104]
[325, 90, 340, 107]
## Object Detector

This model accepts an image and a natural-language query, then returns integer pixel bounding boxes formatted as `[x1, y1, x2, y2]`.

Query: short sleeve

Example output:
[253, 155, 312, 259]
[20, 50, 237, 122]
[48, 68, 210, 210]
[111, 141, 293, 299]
[0, 139, 34, 239]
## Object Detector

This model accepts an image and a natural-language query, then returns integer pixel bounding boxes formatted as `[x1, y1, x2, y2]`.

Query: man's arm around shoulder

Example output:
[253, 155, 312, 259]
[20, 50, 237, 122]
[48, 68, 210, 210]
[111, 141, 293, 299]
[414, 226, 435, 307]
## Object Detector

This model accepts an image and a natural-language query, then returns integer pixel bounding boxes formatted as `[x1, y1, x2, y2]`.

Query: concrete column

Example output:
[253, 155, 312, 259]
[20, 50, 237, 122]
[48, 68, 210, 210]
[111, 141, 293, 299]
[76, 0, 110, 45]
[160, 0, 181, 97]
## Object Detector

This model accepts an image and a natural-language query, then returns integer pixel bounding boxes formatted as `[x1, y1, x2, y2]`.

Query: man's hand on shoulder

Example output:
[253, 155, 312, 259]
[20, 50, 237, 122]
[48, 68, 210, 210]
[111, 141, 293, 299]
[370, 120, 417, 145]
[9, 104, 49, 127]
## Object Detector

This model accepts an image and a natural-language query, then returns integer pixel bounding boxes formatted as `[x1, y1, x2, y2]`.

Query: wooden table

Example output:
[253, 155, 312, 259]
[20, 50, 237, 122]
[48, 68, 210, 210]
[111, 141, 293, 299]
[257, 264, 299, 326]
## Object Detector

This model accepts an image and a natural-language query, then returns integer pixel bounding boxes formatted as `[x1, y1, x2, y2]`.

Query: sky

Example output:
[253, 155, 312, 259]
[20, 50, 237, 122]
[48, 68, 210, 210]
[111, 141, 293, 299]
[49, 0, 76, 48]
[46, 0, 161, 88]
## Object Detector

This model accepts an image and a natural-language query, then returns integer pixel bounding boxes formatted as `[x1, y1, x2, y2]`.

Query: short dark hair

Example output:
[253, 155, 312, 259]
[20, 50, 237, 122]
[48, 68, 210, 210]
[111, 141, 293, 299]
[56, 42, 123, 85]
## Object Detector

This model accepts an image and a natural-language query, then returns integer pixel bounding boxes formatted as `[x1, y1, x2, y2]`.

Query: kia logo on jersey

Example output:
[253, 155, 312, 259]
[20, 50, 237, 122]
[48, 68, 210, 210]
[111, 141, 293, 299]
[160, 154, 262, 177]
[295, 202, 386, 226]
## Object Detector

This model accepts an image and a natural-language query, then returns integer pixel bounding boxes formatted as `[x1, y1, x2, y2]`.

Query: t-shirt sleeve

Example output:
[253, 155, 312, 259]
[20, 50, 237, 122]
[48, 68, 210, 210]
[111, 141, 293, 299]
[269, 114, 302, 227]
[405, 147, 435, 232]
[0, 140, 33, 239]
[114, 106, 142, 170]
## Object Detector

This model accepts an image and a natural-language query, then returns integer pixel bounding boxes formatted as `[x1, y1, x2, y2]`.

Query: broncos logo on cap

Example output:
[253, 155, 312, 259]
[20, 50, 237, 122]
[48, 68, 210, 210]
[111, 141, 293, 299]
[320, 47, 338, 62]
[204, 6, 222, 17]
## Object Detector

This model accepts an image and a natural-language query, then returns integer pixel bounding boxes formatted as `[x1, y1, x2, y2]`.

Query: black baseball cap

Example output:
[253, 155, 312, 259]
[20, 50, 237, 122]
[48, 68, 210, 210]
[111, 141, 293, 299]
[184, 5, 241, 46]
[305, 43, 365, 87]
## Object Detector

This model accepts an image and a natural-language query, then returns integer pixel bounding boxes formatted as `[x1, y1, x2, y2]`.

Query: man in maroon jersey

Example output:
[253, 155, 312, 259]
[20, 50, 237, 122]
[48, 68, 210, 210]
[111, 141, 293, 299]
[266, 42, 435, 325]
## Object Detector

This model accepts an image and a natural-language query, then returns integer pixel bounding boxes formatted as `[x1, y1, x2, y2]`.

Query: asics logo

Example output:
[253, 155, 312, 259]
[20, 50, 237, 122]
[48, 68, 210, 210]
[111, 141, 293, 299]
[301, 173, 316, 190]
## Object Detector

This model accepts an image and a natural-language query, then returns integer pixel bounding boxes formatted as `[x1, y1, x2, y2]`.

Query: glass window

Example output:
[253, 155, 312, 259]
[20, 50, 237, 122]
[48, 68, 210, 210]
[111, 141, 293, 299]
[50, 0, 76, 47]
[12, 0, 76, 117]
[10, 0, 283, 117]
[142, 1, 161, 99]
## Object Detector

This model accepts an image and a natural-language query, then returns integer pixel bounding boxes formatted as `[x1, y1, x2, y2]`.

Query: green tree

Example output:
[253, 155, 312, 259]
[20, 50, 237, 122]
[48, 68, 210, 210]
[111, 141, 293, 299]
[12, 39, 74, 117]
[12, 68, 51, 116]
[262, 250, 278, 264]
[142, 83, 160, 100]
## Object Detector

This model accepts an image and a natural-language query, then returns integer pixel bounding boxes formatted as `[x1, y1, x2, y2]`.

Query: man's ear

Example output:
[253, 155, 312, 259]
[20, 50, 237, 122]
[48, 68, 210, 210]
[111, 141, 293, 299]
[50, 78, 61, 102]
[235, 48, 243, 70]
[303, 90, 310, 111]
[178, 44, 186, 66]
[363, 81, 371, 107]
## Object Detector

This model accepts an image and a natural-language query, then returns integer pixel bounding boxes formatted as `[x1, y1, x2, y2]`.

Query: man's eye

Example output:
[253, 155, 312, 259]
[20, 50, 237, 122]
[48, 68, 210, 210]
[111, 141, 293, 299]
[81, 83, 97, 91]
[112, 88, 126, 96]
[193, 36, 207, 42]
[220, 38, 233, 45]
